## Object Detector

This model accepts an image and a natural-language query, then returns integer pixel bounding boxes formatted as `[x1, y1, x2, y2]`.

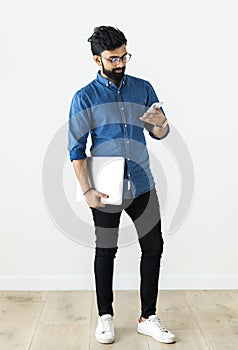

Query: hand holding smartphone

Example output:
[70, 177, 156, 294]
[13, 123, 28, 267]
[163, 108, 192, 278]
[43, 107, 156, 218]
[139, 101, 167, 128]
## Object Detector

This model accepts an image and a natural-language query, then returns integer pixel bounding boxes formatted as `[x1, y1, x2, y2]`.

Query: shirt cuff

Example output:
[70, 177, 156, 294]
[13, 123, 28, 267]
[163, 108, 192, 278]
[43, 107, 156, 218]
[148, 124, 170, 140]
[69, 150, 87, 161]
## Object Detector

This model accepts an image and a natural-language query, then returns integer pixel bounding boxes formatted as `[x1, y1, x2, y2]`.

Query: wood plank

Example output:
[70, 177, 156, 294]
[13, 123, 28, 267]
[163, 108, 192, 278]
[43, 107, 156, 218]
[90, 290, 149, 349]
[185, 290, 238, 349]
[1, 290, 237, 349]
[29, 291, 92, 350]
[2, 291, 48, 302]
[146, 291, 209, 349]
[228, 290, 238, 305]
[156, 290, 200, 330]
[147, 330, 209, 350]
[0, 300, 45, 350]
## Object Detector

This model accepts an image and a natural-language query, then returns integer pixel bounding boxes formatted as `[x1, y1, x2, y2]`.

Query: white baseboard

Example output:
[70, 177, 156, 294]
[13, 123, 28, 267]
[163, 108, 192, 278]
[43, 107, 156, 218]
[0, 275, 238, 290]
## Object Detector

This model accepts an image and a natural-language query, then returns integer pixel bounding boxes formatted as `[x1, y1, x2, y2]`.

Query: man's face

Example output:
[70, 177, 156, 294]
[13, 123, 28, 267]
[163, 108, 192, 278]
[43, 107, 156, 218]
[94, 44, 127, 83]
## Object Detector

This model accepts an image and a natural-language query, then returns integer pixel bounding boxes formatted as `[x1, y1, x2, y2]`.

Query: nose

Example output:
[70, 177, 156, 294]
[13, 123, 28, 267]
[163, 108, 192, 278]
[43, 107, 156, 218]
[117, 60, 125, 68]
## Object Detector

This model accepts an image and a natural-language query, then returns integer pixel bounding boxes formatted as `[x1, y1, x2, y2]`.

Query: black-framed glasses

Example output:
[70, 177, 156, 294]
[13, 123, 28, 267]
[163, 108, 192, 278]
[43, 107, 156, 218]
[101, 53, 132, 67]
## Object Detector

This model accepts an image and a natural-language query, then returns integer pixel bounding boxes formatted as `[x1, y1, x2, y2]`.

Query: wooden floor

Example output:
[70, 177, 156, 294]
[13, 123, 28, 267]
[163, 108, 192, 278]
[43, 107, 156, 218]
[0, 290, 238, 349]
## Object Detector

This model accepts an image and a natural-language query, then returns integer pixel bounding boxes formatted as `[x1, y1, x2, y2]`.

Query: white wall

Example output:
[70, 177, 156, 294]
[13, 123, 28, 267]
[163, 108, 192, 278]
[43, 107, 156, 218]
[0, 0, 238, 290]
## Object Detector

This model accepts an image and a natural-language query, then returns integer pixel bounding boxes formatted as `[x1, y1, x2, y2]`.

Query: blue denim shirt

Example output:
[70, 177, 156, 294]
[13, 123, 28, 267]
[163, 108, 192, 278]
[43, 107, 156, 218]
[68, 71, 169, 199]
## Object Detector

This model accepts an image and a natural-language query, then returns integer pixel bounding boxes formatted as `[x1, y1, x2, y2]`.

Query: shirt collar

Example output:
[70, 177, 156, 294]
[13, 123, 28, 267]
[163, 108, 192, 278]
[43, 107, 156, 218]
[96, 71, 127, 88]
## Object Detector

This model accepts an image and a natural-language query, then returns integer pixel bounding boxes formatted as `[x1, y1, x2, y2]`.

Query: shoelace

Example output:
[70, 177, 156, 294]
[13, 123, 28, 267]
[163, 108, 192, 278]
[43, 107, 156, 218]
[101, 316, 112, 333]
[151, 317, 168, 332]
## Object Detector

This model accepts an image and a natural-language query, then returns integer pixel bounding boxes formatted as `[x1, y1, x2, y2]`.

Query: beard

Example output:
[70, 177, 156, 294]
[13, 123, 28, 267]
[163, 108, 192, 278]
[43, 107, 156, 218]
[101, 61, 126, 82]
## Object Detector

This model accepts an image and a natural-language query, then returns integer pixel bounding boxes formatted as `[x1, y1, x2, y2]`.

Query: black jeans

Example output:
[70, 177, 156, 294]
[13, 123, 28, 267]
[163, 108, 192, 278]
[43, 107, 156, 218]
[91, 188, 164, 319]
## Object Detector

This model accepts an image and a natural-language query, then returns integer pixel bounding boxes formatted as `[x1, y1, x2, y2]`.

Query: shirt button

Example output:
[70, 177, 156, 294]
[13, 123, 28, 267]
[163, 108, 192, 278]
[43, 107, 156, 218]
[127, 158, 130, 161]
[121, 107, 124, 110]
[126, 140, 130, 144]
[118, 91, 120, 94]
[124, 124, 127, 127]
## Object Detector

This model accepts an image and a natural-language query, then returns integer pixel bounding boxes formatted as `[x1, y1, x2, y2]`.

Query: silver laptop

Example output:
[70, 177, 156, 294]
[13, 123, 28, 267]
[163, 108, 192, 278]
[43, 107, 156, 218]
[76, 156, 125, 205]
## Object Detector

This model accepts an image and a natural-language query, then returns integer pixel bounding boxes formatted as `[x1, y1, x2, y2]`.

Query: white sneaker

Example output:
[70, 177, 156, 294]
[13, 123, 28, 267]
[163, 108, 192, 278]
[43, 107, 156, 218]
[138, 315, 175, 344]
[95, 314, 115, 344]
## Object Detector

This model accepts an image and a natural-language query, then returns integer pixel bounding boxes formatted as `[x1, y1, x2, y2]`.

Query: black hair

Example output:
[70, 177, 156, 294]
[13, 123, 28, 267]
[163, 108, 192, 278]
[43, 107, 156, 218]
[88, 26, 127, 55]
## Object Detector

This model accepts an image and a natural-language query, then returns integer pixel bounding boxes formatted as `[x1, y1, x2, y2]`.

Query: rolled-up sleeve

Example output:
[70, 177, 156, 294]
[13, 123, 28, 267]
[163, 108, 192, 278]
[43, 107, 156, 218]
[68, 92, 91, 161]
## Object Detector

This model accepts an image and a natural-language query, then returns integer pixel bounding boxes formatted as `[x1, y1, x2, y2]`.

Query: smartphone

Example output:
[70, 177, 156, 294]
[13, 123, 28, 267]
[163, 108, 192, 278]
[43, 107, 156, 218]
[146, 101, 164, 114]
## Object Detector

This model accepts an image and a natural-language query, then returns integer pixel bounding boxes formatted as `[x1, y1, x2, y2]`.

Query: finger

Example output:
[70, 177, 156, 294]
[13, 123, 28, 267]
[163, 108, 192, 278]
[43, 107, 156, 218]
[140, 115, 151, 121]
[145, 112, 158, 118]
[95, 202, 106, 208]
[96, 194, 107, 207]
[152, 105, 162, 110]
[140, 116, 155, 124]
[98, 192, 109, 198]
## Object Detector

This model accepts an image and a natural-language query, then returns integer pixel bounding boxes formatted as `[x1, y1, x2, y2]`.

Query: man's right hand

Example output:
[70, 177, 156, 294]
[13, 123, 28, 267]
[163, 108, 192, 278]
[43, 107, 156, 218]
[85, 189, 109, 208]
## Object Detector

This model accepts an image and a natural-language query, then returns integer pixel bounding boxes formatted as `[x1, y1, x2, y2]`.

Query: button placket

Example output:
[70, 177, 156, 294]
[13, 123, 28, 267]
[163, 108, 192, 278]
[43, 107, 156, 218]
[117, 88, 131, 192]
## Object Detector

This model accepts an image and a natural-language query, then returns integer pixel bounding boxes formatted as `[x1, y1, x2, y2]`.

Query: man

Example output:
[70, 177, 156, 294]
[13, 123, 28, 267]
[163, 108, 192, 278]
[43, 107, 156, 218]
[68, 26, 175, 344]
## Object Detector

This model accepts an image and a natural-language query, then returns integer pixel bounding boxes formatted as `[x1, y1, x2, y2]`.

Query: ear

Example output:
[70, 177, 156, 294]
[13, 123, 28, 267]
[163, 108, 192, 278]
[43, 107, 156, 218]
[93, 55, 102, 67]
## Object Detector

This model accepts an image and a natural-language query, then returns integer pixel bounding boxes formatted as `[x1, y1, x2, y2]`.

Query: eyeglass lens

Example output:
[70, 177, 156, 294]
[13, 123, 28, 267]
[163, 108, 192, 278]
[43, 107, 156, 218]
[111, 54, 131, 65]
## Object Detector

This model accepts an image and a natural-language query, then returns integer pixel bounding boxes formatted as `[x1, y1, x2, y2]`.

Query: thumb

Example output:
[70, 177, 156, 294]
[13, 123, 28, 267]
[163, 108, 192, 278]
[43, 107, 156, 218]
[98, 192, 109, 198]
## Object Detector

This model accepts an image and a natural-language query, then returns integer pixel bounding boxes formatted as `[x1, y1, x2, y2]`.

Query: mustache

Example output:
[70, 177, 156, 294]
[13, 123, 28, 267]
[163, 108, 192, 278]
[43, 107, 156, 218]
[112, 67, 126, 73]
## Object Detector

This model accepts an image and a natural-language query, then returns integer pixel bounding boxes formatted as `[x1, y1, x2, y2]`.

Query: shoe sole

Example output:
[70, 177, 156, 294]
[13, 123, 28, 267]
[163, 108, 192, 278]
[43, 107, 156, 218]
[138, 330, 175, 344]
